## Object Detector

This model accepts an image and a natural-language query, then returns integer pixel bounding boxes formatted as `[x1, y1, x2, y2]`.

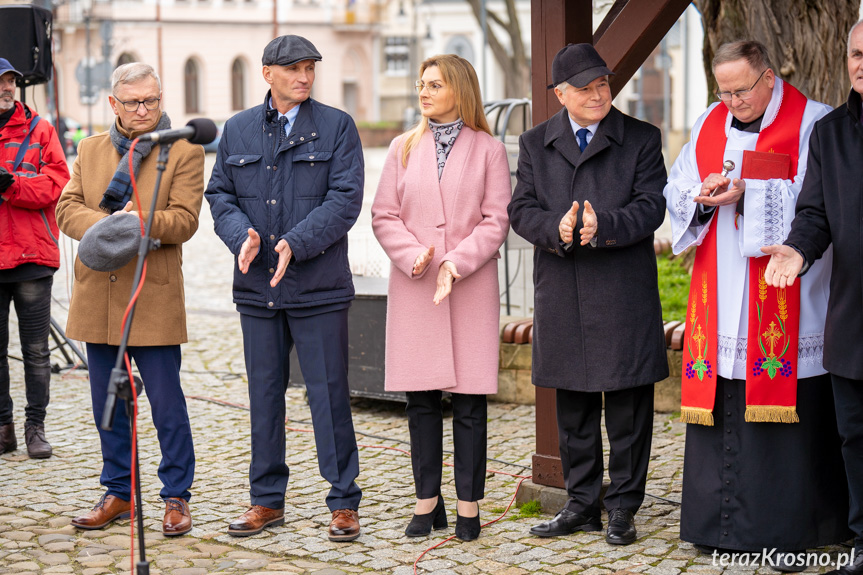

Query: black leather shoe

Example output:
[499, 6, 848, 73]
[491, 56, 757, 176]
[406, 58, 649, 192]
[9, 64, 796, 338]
[529, 508, 601, 538]
[405, 496, 447, 537]
[772, 551, 808, 573]
[455, 504, 481, 542]
[606, 508, 637, 545]
[824, 550, 863, 575]
[0, 422, 16, 454]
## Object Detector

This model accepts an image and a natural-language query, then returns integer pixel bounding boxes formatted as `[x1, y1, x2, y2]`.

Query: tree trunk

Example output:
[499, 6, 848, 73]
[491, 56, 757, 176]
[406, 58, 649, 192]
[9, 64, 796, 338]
[694, 0, 860, 108]
[465, 0, 530, 99]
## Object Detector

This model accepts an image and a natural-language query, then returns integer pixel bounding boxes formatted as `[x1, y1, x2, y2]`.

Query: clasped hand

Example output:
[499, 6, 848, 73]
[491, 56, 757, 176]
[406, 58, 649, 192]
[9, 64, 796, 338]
[694, 173, 746, 207]
[238, 228, 293, 288]
[559, 200, 597, 246]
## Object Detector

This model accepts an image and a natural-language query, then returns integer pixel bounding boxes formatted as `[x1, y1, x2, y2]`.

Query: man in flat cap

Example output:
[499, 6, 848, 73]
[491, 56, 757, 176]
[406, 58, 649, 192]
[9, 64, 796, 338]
[508, 43, 667, 545]
[206, 34, 364, 541]
[57, 61, 203, 537]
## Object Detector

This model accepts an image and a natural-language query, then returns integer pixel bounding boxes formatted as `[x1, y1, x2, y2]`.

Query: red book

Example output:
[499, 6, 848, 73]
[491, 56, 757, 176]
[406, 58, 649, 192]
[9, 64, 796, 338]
[741, 150, 792, 180]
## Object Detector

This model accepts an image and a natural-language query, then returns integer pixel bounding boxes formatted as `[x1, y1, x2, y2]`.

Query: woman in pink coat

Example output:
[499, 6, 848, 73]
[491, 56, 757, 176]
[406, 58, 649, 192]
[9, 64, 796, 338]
[371, 54, 510, 541]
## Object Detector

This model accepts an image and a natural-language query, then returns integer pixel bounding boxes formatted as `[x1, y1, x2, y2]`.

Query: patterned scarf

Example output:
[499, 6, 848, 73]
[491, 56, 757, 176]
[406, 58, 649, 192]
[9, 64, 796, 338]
[428, 119, 464, 180]
[100, 112, 172, 213]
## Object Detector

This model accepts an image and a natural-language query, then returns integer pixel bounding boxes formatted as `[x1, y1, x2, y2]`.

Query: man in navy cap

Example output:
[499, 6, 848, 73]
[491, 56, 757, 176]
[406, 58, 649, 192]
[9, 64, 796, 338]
[206, 35, 364, 541]
[0, 57, 70, 460]
[508, 43, 668, 545]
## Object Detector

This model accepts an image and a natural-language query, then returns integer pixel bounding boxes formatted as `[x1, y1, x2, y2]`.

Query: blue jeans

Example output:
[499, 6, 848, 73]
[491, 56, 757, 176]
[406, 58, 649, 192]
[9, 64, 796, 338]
[0, 276, 52, 426]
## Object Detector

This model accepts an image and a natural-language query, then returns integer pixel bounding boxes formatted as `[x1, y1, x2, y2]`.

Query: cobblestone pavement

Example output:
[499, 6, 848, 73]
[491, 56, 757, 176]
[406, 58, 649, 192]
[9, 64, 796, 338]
[0, 153, 851, 574]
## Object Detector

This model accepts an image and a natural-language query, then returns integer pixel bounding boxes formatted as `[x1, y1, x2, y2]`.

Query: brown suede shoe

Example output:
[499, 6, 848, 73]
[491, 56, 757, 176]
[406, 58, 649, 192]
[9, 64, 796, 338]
[71, 494, 131, 530]
[162, 497, 192, 536]
[228, 505, 285, 537]
[0, 422, 16, 454]
[328, 508, 360, 542]
[24, 423, 52, 459]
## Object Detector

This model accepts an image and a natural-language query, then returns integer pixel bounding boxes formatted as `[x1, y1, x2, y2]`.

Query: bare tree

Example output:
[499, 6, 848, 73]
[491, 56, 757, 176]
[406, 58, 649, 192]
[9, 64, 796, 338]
[695, 0, 861, 107]
[464, 0, 530, 98]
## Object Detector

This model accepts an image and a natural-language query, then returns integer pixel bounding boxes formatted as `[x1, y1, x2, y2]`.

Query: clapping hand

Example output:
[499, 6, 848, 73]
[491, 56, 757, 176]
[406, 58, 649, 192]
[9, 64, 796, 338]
[579, 200, 597, 245]
[413, 244, 435, 276]
[559, 201, 579, 244]
[433, 260, 461, 305]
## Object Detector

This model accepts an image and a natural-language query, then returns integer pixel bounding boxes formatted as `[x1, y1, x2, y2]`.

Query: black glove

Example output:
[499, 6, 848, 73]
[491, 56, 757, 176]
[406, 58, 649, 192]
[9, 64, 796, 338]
[0, 167, 14, 193]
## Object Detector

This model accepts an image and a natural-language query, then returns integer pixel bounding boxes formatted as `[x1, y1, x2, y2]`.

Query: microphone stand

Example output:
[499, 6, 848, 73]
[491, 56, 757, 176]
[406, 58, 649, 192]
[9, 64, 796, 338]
[100, 142, 173, 575]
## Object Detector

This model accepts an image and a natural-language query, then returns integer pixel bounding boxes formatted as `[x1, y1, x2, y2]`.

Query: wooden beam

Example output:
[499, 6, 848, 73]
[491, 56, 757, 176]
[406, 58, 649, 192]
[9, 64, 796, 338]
[530, 0, 592, 124]
[593, 0, 691, 96]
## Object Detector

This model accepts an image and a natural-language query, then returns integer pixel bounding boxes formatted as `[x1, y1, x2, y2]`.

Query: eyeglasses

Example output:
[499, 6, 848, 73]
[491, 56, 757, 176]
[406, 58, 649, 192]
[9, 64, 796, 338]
[114, 96, 161, 112]
[415, 81, 444, 96]
[714, 69, 768, 103]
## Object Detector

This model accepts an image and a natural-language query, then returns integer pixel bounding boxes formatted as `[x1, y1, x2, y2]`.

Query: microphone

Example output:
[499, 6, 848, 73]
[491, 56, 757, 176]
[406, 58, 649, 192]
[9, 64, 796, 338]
[137, 118, 218, 145]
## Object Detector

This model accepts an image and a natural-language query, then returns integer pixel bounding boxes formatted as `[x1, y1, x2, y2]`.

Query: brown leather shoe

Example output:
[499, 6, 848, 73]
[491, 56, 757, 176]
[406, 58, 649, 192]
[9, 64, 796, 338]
[328, 508, 360, 542]
[162, 497, 192, 536]
[228, 505, 285, 537]
[0, 422, 16, 454]
[24, 423, 52, 459]
[71, 494, 131, 530]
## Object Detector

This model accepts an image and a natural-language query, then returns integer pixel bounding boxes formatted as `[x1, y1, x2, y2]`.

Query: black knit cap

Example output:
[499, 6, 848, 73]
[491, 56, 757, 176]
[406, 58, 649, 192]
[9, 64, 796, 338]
[262, 35, 323, 67]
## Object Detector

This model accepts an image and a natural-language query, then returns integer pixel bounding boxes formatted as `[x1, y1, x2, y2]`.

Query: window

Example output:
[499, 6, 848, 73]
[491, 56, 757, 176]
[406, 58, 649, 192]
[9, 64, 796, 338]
[231, 58, 245, 110]
[384, 36, 410, 75]
[184, 59, 200, 114]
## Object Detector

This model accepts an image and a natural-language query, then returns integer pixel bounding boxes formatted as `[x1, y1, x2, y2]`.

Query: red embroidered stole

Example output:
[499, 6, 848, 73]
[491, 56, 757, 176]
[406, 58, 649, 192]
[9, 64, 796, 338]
[680, 83, 806, 426]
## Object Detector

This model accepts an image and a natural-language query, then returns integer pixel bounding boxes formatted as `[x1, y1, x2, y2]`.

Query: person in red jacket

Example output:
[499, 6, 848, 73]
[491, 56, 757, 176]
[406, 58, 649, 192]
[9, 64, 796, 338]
[0, 57, 70, 459]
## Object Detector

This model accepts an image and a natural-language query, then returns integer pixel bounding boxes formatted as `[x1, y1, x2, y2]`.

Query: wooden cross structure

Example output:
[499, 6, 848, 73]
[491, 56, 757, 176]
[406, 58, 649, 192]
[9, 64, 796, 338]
[529, 0, 694, 488]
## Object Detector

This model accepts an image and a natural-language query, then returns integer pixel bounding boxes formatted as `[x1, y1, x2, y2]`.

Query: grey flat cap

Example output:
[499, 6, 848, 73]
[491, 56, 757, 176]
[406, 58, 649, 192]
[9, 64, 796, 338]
[262, 35, 322, 67]
[549, 43, 614, 89]
[78, 213, 141, 272]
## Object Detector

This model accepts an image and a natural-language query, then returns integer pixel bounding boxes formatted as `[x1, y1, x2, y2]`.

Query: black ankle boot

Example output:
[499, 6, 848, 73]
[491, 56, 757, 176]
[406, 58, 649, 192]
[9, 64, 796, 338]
[455, 503, 481, 541]
[405, 496, 447, 537]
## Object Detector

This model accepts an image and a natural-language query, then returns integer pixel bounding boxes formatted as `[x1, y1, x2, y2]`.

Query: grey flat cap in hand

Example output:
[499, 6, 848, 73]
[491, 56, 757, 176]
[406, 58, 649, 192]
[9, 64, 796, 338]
[78, 213, 141, 272]
[262, 35, 322, 67]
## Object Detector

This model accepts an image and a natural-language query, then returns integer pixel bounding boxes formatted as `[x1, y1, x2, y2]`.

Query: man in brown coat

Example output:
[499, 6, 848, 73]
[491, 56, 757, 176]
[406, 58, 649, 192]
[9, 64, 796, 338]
[56, 62, 203, 537]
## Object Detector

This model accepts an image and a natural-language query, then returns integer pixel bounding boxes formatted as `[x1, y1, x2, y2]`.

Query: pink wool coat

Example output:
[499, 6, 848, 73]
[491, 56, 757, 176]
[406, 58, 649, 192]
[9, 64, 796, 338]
[371, 127, 511, 394]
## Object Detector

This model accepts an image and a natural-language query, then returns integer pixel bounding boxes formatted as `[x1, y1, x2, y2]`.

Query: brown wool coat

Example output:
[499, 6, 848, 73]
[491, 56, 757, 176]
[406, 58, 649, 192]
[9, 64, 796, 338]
[56, 122, 204, 346]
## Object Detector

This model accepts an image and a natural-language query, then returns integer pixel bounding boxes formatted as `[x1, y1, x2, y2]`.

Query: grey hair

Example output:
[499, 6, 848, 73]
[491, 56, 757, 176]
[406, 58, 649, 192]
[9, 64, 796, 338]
[556, 81, 570, 93]
[712, 40, 773, 72]
[849, 19, 863, 54]
[111, 62, 161, 94]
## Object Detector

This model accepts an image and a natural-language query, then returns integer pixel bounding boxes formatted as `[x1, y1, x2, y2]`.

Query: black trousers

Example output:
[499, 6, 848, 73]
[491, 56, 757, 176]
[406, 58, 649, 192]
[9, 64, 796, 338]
[0, 277, 52, 426]
[405, 390, 487, 501]
[556, 384, 654, 517]
[832, 373, 863, 551]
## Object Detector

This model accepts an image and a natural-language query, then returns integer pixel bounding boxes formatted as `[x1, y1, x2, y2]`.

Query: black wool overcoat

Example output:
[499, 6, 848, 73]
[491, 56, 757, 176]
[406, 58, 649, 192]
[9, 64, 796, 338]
[786, 88, 863, 380]
[508, 106, 669, 392]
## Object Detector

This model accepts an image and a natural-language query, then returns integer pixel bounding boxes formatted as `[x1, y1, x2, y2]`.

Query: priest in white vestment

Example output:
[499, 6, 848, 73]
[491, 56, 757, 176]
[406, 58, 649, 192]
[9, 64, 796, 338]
[663, 40, 850, 568]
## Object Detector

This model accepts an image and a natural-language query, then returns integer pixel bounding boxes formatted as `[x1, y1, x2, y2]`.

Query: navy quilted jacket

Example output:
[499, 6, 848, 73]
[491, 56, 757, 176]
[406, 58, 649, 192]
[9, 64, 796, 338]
[205, 93, 364, 309]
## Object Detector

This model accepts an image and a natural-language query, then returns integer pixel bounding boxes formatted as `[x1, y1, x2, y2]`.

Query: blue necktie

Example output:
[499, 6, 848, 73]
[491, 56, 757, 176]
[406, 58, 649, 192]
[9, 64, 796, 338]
[576, 128, 589, 152]
[278, 116, 289, 143]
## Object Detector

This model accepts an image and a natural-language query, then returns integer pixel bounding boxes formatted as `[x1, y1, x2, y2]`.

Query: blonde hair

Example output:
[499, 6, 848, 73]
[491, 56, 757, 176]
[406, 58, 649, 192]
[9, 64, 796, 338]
[401, 54, 491, 167]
